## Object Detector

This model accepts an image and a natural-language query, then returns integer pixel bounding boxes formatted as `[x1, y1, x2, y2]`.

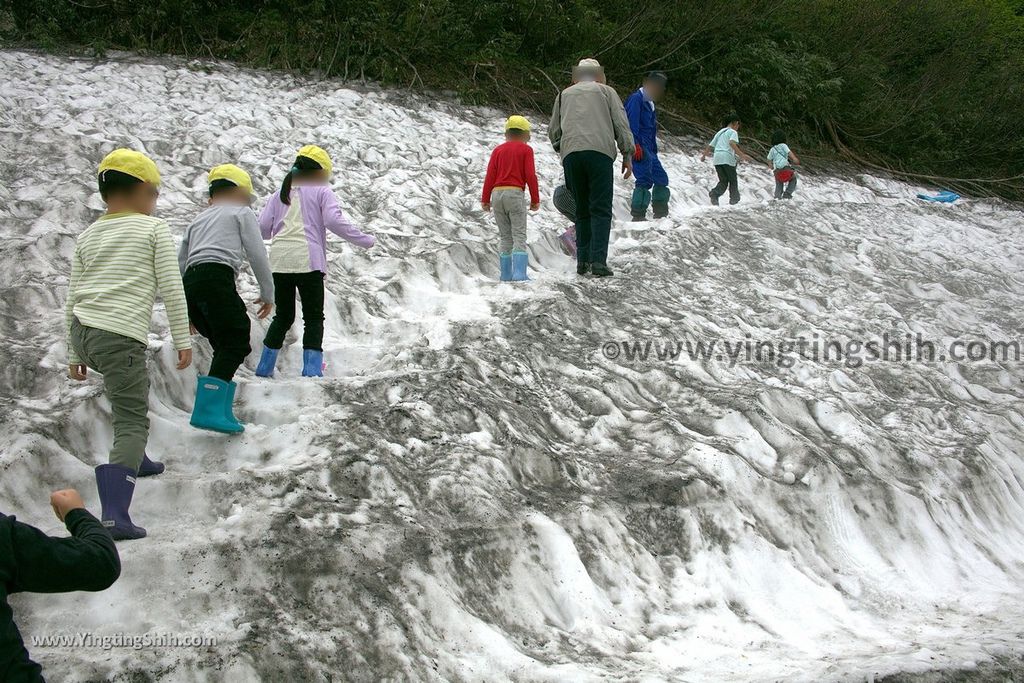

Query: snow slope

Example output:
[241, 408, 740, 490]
[1, 50, 1023, 682]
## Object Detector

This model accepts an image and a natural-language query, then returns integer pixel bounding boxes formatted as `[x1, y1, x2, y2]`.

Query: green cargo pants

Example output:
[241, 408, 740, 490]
[70, 319, 149, 472]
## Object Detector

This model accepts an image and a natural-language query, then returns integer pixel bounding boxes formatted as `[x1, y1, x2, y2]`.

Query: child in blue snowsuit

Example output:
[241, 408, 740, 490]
[625, 71, 669, 220]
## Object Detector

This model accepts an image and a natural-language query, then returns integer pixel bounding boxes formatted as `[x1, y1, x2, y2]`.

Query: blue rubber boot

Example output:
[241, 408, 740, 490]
[95, 464, 146, 541]
[190, 376, 244, 434]
[499, 253, 513, 281]
[222, 380, 244, 432]
[302, 349, 324, 377]
[255, 346, 279, 378]
[511, 250, 529, 281]
[136, 453, 164, 477]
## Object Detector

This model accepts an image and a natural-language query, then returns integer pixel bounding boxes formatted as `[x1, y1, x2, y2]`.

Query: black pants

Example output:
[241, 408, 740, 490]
[263, 271, 325, 351]
[711, 164, 740, 204]
[183, 263, 251, 382]
[563, 150, 614, 266]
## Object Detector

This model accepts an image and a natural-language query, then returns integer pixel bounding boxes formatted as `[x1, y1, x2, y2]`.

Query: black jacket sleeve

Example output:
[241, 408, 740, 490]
[1, 510, 122, 682]
[8, 509, 121, 594]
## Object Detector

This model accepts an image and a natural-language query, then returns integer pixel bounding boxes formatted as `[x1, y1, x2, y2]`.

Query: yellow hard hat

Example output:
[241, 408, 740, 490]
[505, 115, 531, 132]
[297, 145, 333, 175]
[98, 149, 161, 186]
[208, 164, 254, 195]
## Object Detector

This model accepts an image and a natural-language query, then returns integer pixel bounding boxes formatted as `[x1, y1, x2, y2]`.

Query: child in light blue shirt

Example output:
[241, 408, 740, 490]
[767, 130, 801, 199]
[702, 114, 753, 205]
[711, 126, 740, 166]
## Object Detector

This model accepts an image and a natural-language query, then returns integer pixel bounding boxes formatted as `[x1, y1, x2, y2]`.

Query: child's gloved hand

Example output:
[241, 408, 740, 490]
[255, 299, 273, 320]
[633, 144, 644, 161]
[68, 364, 87, 381]
[530, 203, 540, 212]
[481, 202, 491, 212]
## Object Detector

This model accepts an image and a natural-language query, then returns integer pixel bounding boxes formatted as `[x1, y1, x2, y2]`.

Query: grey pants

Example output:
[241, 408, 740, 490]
[491, 188, 528, 253]
[710, 164, 740, 205]
[774, 168, 798, 199]
[70, 319, 149, 471]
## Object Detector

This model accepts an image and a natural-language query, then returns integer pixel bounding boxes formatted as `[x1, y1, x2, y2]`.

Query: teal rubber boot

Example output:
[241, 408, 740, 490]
[511, 250, 529, 281]
[652, 185, 671, 218]
[190, 376, 244, 434]
[499, 252, 513, 281]
[630, 187, 652, 221]
[222, 380, 244, 432]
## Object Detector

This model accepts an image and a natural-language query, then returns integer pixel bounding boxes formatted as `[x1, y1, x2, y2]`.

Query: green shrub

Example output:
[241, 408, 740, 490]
[2, 0, 1022, 197]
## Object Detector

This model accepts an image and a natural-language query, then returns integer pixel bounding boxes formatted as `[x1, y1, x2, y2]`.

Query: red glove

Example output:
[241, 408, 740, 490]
[633, 144, 644, 162]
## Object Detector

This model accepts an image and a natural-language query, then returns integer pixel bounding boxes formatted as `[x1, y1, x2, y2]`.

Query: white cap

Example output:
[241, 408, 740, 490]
[573, 58, 604, 82]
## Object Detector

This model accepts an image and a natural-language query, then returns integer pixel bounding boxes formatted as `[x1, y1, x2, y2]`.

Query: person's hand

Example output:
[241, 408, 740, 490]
[633, 144, 644, 162]
[255, 299, 273, 320]
[621, 156, 633, 180]
[51, 489, 86, 522]
[68, 364, 87, 381]
[700, 153, 707, 163]
[177, 349, 193, 370]
[189, 322, 198, 335]
[529, 202, 540, 212]
[481, 202, 491, 212]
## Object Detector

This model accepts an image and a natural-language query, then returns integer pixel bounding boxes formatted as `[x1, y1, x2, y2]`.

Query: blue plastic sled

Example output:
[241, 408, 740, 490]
[917, 189, 960, 203]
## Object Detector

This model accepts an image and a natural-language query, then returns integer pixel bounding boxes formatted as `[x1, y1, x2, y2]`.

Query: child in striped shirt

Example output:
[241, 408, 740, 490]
[66, 149, 193, 541]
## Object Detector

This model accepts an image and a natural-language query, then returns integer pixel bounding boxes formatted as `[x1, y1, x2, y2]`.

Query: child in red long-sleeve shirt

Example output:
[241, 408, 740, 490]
[482, 116, 540, 282]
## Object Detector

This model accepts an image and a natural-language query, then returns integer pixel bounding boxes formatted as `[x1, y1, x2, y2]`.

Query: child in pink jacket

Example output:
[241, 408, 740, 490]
[254, 145, 375, 378]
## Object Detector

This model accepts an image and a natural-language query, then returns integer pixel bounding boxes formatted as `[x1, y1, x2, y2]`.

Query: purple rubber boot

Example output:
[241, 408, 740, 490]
[95, 464, 147, 541]
[559, 226, 577, 258]
[137, 453, 165, 477]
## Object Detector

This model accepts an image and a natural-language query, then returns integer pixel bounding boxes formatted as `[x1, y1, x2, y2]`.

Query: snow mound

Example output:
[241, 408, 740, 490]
[1, 50, 1023, 682]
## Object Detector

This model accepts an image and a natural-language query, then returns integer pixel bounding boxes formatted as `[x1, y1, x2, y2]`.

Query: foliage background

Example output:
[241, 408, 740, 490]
[3, 0, 1022, 197]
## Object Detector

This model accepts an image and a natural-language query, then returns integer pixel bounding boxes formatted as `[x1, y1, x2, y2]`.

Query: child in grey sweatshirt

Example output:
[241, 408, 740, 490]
[177, 164, 274, 434]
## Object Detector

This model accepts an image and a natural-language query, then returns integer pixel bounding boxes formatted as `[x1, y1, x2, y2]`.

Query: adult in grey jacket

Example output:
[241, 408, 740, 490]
[549, 58, 635, 278]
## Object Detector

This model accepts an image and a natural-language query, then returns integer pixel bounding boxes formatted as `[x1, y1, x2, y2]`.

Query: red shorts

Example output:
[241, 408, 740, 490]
[774, 168, 795, 183]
